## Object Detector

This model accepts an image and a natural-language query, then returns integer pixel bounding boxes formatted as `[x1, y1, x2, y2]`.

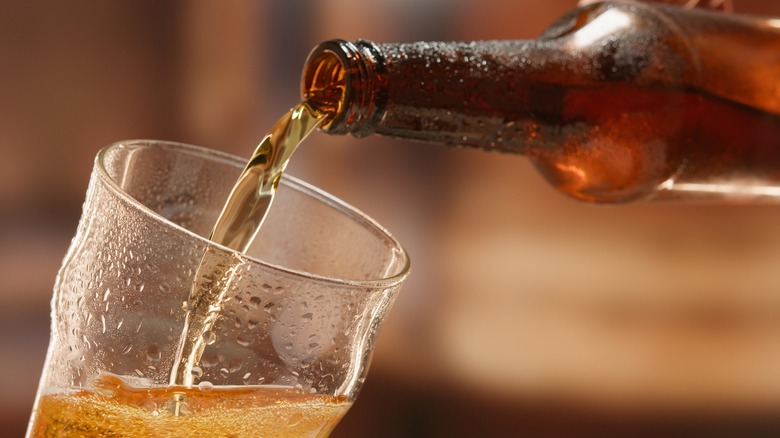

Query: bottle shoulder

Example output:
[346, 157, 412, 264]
[541, 1, 780, 114]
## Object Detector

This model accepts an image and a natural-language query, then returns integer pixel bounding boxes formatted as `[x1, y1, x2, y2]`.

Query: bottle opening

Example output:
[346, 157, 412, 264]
[302, 50, 346, 129]
[302, 39, 384, 136]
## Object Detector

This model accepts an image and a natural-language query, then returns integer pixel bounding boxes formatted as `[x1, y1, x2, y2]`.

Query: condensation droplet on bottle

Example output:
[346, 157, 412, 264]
[103, 289, 111, 301]
[242, 373, 251, 384]
[198, 381, 213, 392]
[248, 296, 261, 309]
[301, 312, 313, 322]
[247, 319, 259, 329]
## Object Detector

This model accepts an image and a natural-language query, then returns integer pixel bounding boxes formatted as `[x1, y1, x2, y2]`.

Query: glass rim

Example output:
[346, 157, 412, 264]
[95, 139, 410, 289]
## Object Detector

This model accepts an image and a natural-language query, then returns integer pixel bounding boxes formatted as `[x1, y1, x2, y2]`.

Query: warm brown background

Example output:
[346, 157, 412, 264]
[3, 1, 780, 436]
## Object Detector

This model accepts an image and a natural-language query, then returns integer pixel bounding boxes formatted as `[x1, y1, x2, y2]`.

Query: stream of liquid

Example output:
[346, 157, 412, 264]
[170, 102, 325, 390]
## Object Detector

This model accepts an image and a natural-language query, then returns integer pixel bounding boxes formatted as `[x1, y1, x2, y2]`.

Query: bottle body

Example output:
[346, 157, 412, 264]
[302, 2, 780, 203]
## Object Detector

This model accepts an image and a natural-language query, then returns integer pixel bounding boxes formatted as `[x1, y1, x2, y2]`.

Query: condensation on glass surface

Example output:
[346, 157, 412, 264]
[42, 141, 408, 401]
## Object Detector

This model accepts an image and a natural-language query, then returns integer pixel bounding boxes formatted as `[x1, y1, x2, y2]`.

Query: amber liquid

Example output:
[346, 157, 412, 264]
[521, 86, 780, 202]
[29, 374, 349, 438]
[170, 102, 326, 388]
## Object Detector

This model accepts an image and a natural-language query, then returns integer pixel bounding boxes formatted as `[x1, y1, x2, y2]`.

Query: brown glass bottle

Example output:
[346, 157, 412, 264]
[301, 1, 780, 203]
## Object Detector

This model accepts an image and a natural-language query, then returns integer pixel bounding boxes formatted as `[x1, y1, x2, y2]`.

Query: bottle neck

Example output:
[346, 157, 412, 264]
[303, 39, 571, 153]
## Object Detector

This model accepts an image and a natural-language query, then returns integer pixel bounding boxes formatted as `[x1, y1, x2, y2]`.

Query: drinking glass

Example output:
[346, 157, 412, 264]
[27, 140, 409, 437]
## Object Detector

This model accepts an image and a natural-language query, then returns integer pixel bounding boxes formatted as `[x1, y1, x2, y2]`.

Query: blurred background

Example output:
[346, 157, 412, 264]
[4, 0, 780, 436]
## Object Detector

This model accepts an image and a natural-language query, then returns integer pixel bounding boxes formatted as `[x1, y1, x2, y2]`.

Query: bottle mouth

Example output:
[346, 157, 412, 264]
[301, 42, 349, 131]
[301, 39, 384, 135]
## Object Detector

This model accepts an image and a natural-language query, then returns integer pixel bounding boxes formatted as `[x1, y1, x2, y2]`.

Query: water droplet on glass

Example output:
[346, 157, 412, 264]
[249, 296, 261, 309]
[146, 344, 161, 362]
[219, 368, 229, 378]
[200, 354, 218, 368]
[236, 335, 254, 347]
[191, 366, 203, 379]
[247, 319, 259, 329]
[228, 358, 243, 373]
[103, 289, 111, 301]
[198, 381, 213, 392]
[301, 312, 313, 322]
[242, 373, 252, 384]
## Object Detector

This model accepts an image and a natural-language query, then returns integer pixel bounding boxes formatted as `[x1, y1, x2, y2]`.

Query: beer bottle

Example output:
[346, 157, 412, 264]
[301, 1, 780, 203]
